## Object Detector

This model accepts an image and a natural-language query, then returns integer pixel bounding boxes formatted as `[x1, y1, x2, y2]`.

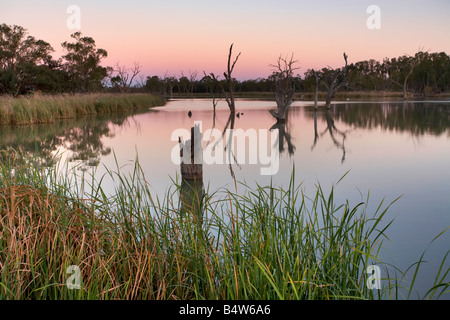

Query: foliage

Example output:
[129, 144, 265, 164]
[0, 150, 448, 300]
[1, 23, 450, 97]
[0, 23, 54, 96]
[0, 24, 109, 95]
[61, 32, 108, 93]
[304, 51, 450, 97]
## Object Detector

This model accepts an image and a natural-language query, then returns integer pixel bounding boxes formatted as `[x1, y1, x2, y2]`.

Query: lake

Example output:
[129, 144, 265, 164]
[2, 98, 449, 299]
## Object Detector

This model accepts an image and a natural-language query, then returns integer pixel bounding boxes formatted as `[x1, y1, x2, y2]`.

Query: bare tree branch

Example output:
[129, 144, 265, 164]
[223, 43, 241, 113]
[269, 53, 300, 121]
[109, 61, 142, 93]
[316, 53, 349, 109]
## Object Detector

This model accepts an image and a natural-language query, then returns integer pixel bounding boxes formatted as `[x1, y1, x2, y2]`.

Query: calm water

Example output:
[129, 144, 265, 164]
[2, 98, 450, 298]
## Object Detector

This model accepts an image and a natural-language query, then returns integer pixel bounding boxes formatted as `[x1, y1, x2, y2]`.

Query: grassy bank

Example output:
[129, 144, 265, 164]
[0, 93, 166, 125]
[0, 149, 448, 300]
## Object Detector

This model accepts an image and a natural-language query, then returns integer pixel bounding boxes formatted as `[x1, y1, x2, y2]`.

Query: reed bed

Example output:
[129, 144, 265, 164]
[0, 149, 448, 300]
[0, 93, 166, 125]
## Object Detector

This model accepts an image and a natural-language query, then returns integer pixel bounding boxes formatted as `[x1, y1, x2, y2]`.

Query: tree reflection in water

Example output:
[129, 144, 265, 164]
[311, 108, 351, 164]
[311, 102, 450, 137]
[306, 102, 450, 163]
[0, 112, 139, 170]
[270, 120, 295, 157]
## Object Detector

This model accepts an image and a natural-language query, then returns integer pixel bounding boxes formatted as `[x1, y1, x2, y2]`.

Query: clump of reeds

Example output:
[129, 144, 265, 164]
[0, 93, 166, 125]
[0, 148, 448, 300]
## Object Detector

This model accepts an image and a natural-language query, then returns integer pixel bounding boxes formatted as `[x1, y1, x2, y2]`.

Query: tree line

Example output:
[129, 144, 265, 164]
[148, 51, 450, 99]
[2, 23, 450, 98]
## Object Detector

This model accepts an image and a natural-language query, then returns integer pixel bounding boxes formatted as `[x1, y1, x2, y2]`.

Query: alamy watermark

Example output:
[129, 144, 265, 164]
[66, 5, 81, 30]
[66, 265, 81, 290]
[171, 121, 280, 176]
[366, 5, 381, 30]
[366, 265, 382, 290]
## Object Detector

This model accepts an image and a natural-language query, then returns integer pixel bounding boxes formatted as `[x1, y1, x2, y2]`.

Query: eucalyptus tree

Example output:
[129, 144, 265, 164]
[161, 72, 177, 99]
[408, 51, 450, 95]
[386, 52, 421, 98]
[431, 52, 450, 93]
[61, 32, 108, 92]
[0, 23, 54, 96]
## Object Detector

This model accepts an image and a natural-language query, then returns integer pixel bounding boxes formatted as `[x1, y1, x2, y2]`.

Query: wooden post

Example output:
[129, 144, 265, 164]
[179, 124, 206, 291]
[179, 124, 204, 224]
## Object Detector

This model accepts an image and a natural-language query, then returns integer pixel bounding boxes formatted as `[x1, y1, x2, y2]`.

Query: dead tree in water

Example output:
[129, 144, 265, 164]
[269, 54, 300, 122]
[209, 44, 241, 114]
[204, 44, 241, 178]
[223, 44, 241, 113]
[321, 52, 349, 109]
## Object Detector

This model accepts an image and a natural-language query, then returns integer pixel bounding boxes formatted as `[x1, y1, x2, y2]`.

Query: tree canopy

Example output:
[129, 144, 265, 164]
[1, 23, 450, 97]
[0, 24, 54, 96]
[0, 24, 108, 95]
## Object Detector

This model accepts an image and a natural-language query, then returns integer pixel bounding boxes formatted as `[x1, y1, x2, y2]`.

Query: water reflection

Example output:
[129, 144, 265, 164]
[310, 108, 351, 163]
[308, 102, 450, 136]
[0, 111, 144, 170]
[2, 99, 449, 299]
[270, 120, 295, 156]
[2, 101, 450, 172]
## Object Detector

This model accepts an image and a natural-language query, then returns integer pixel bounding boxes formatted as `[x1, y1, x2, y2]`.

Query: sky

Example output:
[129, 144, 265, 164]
[1, 0, 450, 80]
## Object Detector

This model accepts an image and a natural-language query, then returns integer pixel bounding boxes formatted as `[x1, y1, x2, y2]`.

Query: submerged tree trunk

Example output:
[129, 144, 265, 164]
[270, 54, 299, 122]
[223, 44, 241, 114]
[312, 69, 319, 110]
[322, 53, 349, 109]
[208, 44, 240, 114]
[325, 88, 335, 109]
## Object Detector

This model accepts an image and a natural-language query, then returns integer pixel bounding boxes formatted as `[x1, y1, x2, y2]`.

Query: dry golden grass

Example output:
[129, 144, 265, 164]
[0, 149, 448, 300]
[0, 93, 166, 125]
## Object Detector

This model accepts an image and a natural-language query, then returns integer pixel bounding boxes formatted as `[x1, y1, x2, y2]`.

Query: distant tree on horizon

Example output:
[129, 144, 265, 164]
[108, 61, 142, 93]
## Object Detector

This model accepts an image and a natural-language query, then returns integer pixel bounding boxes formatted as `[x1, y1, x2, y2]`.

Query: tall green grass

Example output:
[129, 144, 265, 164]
[0, 93, 166, 125]
[0, 149, 448, 300]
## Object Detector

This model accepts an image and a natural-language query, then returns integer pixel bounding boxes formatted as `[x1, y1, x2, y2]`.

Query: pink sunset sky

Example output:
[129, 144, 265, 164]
[1, 0, 450, 81]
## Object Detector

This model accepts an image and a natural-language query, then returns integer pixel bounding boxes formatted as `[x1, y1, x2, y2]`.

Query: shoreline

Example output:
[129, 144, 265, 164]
[0, 93, 166, 126]
[165, 91, 450, 101]
[2, 91, 449, 126]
